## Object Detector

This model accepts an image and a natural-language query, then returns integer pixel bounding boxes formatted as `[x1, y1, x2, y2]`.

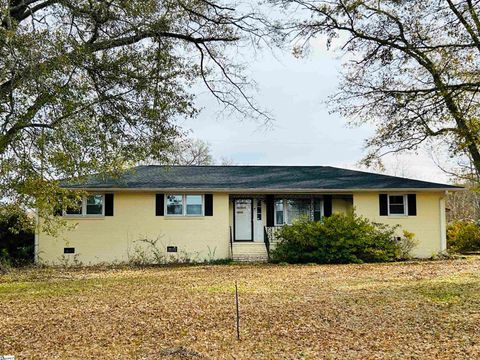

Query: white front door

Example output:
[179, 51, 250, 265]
[234, 199, 252, 241]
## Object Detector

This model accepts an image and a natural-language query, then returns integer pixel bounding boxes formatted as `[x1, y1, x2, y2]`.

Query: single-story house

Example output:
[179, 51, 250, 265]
[36, 165, 461, 264]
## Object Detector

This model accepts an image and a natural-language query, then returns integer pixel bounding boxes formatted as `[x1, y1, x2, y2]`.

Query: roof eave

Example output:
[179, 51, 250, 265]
[61, 187, 463, 193]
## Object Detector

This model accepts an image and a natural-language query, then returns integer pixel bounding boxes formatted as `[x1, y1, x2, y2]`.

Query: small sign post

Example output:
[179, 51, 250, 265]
[235, 281, 240, 341]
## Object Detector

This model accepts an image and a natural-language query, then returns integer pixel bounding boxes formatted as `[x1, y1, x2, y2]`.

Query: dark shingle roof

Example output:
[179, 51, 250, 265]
[64, 165, 460, 191]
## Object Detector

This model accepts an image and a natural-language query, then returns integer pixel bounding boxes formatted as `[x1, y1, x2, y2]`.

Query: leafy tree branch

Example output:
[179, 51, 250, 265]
[0, 0, 273, 222]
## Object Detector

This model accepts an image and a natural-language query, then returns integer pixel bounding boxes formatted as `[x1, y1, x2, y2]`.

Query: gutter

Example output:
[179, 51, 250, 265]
[60, 187, 463, 193]
[34, 209, 40, 264]
[439, 190, 448, 252]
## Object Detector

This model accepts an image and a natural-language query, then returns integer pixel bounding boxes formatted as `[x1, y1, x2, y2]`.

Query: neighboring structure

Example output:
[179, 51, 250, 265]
[36, 166, 460, 264]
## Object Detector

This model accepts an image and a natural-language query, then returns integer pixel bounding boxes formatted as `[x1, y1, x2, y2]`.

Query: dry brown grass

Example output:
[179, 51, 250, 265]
[1, 258, 480, 359]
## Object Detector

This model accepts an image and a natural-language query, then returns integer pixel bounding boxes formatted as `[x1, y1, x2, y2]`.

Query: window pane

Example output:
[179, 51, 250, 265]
[389, 195, 405, 214]
[166, 195, 183, 215]
[186, 195, 202, 215]
[389, 204, 405, 214]
[286, 199, 311, 224]
[314, 199, 323, 220]
[275, 200, 284, 225]
[86, 195, 103, 215]
[257, 200, 262, 221]
[276, 211, 284, 225]
[389, 195, 404, 205]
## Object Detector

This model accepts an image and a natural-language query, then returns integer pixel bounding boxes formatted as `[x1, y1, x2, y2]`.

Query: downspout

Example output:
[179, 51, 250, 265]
[34, 209, 40, 264]
[439, 191, 448, 253]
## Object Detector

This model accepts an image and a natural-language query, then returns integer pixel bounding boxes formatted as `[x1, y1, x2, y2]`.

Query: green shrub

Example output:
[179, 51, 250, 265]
[447, 220, 480, 253]
[270, 213, 415, 264]
[397, 230, 418, 260]
[0, 204, 35, 266]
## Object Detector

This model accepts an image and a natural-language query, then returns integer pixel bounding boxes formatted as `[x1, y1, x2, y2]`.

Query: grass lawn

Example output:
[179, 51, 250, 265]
[1, 258, 480, 359]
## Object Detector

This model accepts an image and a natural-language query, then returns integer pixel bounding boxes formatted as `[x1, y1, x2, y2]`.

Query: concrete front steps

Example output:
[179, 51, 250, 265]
[232, 242, 269, 262]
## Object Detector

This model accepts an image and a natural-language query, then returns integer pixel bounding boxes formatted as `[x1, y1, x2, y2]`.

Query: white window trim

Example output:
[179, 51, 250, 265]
[387, 194, 408, 216]
[63, 194, 105, 217]
[165, 194, 204, 217]
[256, 200, 262, 221]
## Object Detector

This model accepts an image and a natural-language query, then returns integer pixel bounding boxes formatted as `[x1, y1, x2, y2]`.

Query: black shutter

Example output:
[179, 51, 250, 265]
[156, 194, 164, 216]
[379, 194, 388, 216]
[407, 194, 417, 216]
[105, 193, 114, 216]
[266, 195, 274, 227]
[323, 195, 332, 217]
[204, 194, 213, 216]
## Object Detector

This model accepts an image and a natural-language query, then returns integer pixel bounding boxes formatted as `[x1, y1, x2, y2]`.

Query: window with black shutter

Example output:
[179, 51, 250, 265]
[379, 194, 416, 216]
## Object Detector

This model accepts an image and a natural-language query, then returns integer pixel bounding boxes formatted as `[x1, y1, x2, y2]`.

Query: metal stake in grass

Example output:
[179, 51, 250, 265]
[235, 280, 240, 340]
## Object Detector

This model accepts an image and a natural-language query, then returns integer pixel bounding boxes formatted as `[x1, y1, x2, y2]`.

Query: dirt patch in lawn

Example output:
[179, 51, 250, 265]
[1, 259, 479, 359]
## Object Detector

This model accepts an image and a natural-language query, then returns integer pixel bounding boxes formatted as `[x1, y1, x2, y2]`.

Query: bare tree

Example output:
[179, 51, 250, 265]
[170, 138, 213, 165]
[273, 0, 480, 178]
[217, 156, 236, 165]
[447, 180, 480, 221]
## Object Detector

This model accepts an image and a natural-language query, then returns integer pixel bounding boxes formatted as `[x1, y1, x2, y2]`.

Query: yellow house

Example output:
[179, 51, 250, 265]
[36, 166, 460, 265]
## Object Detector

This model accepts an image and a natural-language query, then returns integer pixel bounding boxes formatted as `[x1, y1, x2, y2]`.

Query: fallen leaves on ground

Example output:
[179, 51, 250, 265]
[1, 258, 480, 359]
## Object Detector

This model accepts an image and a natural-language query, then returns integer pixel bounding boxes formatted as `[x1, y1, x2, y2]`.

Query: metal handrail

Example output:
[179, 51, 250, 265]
[229, 226, 233, 259]
[263, 226, 270, 260]
[265, 226, 282, 242]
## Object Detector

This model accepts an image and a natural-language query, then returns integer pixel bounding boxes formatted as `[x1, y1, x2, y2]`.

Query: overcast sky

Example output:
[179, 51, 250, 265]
[179, 42, 451, 184]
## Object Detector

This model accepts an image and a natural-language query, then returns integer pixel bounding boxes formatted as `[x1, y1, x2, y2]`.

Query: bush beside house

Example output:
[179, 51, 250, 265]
[0, 205, 35, 267]
[447, 220, 480, 253]
[271, 213, 416, 264]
